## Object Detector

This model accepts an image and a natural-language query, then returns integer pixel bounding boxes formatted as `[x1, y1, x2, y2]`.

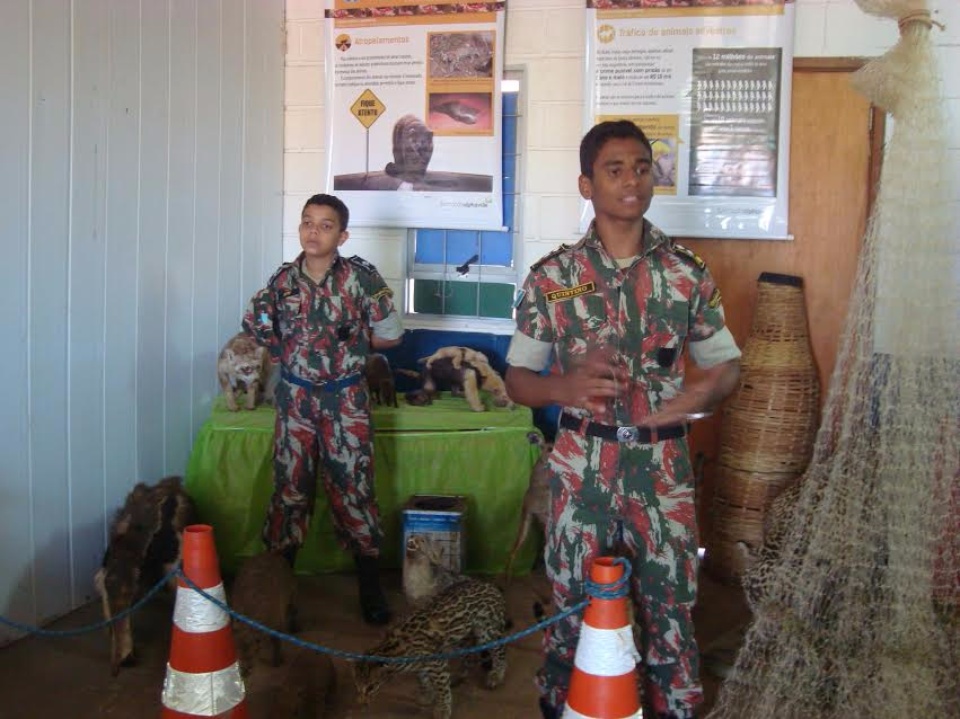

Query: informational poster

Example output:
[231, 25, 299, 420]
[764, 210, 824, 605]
[582, 0, 796, 240]
[324, 0, 506, 230]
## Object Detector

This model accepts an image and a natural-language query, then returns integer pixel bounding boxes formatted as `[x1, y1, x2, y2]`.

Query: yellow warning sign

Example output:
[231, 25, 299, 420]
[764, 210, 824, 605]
[350, 89, 385, 129]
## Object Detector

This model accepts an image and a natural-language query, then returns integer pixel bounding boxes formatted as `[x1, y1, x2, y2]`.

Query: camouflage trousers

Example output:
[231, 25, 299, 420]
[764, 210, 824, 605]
[537, 428, 702, 718]
[263, 377, 382, 557]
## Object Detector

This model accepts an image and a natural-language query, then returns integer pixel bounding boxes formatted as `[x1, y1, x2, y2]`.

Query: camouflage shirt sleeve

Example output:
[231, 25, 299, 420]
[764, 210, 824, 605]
[514, 268, 556, 344]
[349, 256, 397, 328]
[241, 274, 284, 360]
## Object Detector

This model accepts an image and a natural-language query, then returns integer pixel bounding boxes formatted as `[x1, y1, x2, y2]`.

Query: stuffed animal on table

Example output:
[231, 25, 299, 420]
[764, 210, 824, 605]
[406, 346, 514, 412]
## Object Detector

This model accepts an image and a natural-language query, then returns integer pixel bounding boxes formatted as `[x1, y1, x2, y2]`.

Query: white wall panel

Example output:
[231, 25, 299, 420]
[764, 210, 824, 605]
[0, 0, 284, 637]
[69, 0, 109, 606]
[0, 0, 35, 639]
[29, 0, 72, 624]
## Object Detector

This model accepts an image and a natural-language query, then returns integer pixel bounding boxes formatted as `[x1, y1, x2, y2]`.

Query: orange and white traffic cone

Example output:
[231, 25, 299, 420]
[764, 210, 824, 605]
[563, 557, 642, 719]
[161, 524, 248, 718]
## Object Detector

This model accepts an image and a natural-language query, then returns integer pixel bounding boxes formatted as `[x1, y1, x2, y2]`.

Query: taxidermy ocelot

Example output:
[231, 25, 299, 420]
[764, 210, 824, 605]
[94, 476, 197, 676]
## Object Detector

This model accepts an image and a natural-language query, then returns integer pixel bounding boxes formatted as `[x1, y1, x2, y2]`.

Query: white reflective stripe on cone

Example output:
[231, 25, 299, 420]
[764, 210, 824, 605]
[562, 704, 642, 719]
[161, 661, 245, 716]
[572, 624, 640, 677]
[173, 582, 230, 634]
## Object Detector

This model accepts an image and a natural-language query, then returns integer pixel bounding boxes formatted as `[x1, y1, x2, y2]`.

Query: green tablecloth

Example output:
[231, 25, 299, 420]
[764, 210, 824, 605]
[185, 394, 542, 576]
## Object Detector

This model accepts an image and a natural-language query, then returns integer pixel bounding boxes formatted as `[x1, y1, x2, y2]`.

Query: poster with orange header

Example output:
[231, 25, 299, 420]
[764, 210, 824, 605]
[582, 0, 796, 240]
[324, 0, 506, 230]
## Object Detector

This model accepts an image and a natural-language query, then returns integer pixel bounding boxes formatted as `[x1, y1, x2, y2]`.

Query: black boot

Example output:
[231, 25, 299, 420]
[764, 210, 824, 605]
[539, 697, 561, 719]
[354, 554, 391, 626]
[280, 545, 299, 569]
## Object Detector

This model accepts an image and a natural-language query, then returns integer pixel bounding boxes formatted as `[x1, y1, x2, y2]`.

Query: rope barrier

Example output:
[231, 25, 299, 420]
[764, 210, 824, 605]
[0, 557, 634, 665]
[0, 567, 179, 637]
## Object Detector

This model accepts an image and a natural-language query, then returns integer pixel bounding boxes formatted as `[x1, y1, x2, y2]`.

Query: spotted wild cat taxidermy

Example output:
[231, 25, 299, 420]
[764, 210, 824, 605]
[384, 114, 434, 182]
[402, 534, 468, 609]
[353, 577, 509, 719]
[218, 332, 272, 411]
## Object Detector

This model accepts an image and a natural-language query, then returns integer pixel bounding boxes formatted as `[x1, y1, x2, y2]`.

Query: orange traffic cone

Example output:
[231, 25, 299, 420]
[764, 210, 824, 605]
[161, 525, 248, 718]
[563, 557, 642, 719]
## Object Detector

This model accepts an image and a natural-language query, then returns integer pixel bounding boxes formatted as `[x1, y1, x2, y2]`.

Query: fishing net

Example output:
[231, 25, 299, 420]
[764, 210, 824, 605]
[708, 4, 960, 718]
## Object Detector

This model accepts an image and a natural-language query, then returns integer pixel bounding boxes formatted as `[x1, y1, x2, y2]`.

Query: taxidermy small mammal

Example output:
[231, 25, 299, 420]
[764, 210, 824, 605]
[417, 346, 514, 412]
[505, 432, 553, 580]
[365, 353, 398, 408]
[218, 331, 273, 411]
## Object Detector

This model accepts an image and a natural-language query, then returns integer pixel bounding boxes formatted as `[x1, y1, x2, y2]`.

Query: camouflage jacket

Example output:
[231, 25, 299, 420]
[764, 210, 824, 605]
[242, 252, 397, 383]
[515, 221, 728, 425]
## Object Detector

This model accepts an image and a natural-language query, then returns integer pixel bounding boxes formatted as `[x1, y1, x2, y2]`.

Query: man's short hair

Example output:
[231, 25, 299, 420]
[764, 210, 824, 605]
[303, 193, 350, 231]
[580, 120, 653, 178]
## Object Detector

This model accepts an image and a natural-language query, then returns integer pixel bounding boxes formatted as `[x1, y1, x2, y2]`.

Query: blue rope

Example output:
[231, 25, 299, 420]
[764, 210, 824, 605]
[0, 557, 633, 665]
[0, 567, 180, 637]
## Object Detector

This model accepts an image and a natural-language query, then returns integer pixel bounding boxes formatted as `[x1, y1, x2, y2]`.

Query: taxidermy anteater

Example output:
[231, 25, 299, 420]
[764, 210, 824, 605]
[230, 550, 298, 677]
[94, 476, 197, 676]
[505, 432, 553, 580]
[414, 346, 514, 412]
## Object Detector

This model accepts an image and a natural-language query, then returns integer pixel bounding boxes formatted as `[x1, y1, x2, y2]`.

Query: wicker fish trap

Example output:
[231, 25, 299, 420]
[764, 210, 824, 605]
[718, 272, 820, 475]
[714, 465, 797, 513]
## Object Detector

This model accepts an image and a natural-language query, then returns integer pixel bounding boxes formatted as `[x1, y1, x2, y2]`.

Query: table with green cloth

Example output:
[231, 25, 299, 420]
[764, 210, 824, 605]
[185, 394, 543, 576]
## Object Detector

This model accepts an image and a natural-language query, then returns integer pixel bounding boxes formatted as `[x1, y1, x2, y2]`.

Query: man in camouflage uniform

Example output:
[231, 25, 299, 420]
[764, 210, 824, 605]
[505, 121, 741, 719]
[243, 193, 403, 625]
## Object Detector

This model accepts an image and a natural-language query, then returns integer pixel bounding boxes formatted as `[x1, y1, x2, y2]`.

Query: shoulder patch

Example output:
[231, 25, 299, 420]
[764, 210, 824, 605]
[348, 255, 381, 276]
[530, 244, 571, 272]
[371, 287, 393, 301]
[708, 287, 722, 308]
[672, 242, 706, 271]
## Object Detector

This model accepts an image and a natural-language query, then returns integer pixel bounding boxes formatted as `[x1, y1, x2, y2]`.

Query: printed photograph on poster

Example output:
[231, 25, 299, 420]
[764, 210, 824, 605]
[688, 47, 781, 198]
[428, 92, 494, 133]
[598, 114, 679, 195]
[428, 31, 495, 78]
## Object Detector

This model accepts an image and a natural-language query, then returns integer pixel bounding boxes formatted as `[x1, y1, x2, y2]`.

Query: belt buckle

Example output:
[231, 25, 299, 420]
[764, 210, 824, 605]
[616, 425, 639, 443]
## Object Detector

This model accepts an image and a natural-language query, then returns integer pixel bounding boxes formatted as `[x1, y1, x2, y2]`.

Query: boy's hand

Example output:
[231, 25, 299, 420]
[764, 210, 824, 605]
[559, 347, 624, 414]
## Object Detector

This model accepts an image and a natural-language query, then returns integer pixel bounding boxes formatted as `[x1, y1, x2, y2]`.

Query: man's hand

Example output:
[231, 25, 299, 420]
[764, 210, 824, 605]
[554, 347, 625, 414]
[639, 359, 740, 428]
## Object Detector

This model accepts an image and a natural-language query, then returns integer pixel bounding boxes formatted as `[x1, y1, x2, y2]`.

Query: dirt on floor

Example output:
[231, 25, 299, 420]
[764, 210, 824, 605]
[0, 568, 750, 718]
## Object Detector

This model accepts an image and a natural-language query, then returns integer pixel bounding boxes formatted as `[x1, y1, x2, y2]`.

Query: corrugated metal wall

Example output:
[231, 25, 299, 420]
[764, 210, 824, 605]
[0, 0, 284, 638]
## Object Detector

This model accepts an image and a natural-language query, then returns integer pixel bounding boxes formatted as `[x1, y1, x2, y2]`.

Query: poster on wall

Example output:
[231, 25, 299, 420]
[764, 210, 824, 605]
[582, 0, 796, 240]
[323, 0, 506, 230]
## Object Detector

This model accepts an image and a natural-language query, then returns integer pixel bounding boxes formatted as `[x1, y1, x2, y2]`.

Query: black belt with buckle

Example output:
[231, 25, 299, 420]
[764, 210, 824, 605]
[559, 411, 686, 444]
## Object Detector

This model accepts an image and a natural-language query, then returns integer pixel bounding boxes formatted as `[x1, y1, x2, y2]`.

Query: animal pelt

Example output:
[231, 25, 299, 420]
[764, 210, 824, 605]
[415, 346, 514, 412]
[505, 432, 553, 581]
[364, 353, 398, 408]
[93, 476, 197, 676]
[230, 551, 298, 677]
[266, 646, 338, 719]
[402, 534, 469, 609]
[218, 331, 273, 411]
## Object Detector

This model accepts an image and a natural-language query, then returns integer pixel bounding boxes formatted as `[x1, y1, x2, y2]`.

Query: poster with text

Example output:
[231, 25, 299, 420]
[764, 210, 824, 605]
[324, 0, 506, 230]
[582, 0, 796, 240]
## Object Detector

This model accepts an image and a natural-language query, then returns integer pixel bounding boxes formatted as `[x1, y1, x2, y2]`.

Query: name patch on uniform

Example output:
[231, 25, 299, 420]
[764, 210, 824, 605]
[708, 287, 722, 308]
[371, 287, 393, 301]
[545, 281, 596, 303]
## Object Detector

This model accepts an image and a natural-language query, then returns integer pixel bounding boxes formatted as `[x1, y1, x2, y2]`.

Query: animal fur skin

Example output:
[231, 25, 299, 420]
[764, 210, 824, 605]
[364, 353, 398, 408]
[416, 346, 514, 412]
[93, 476, 196, 676]
[230, 551, 298, 677]
[505, 432, 553, 580]
[267, 646, 337, 719]
[218, 331, 273, 411]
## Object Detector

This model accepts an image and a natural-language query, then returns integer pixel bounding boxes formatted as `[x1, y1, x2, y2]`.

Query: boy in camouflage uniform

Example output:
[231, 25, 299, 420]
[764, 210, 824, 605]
[242, 193, 403, 626]
[505, 121, 742, 719]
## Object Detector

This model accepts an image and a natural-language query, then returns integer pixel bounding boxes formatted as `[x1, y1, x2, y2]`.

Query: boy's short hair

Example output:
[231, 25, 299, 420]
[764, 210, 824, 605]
[579, 120, 653, 178]
[303, 193, 350, 231]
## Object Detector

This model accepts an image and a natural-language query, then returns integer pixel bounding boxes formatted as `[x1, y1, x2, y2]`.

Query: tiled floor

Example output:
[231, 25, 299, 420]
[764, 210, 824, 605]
[0, 567, 750, 718]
